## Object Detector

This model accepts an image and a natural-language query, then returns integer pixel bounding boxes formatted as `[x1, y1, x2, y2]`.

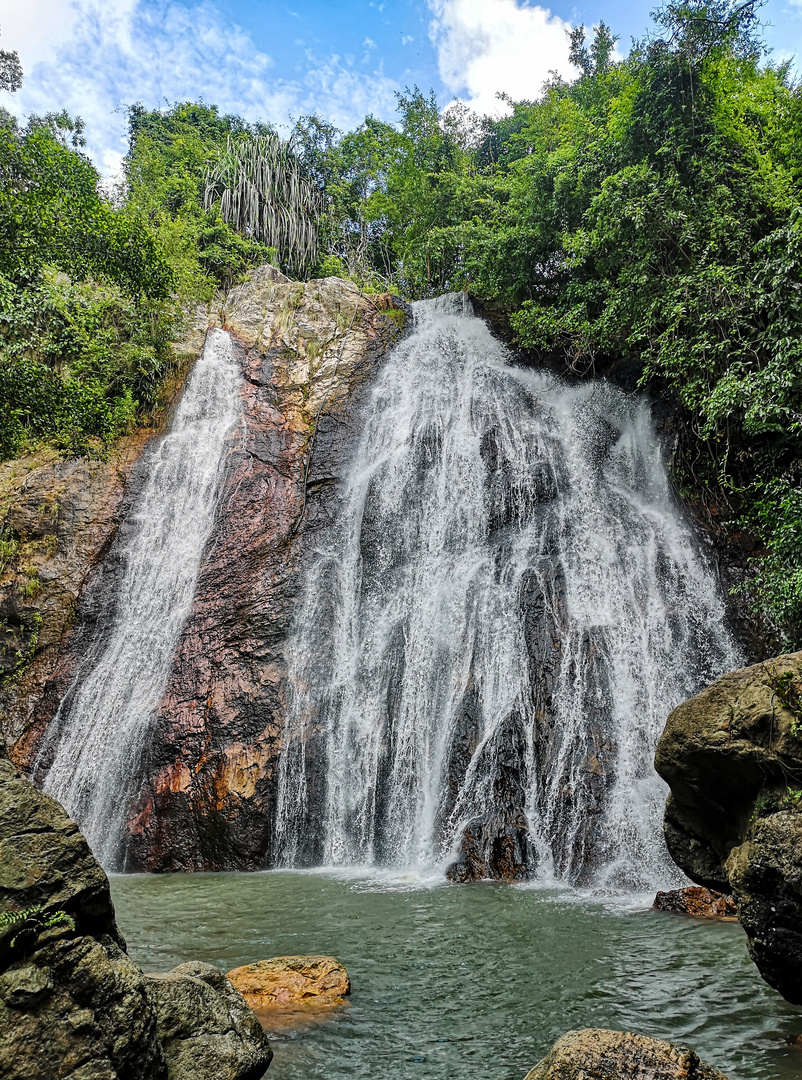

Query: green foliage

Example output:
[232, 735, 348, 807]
[0, 905, 75, 949]
[0, 109, 179, 461]
[204, 133, 321, 274]
[0, 26, 23, 94]
[125, 102, 299, 292]
[0, 268, 176, 457]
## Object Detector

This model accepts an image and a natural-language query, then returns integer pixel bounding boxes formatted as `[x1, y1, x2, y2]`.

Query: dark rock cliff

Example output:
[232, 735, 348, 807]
[656, 650, 802, 1004]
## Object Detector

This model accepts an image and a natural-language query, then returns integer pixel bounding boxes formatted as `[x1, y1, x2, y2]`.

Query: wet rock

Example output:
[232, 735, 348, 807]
[655, 651, 802, 1003]
[0, 752, 122, 945]
[7, 270, 409, 872]
[118, 274, 409, 871]
[1, 933, 168, 1080]
[446, 711, 535, 882]
[145, 962, 272, 1080]
[653, 886, 737, 919]
[226, 955, 350, 1009]
[0, 435, 154, 756]
[523, 1029, 730, 1080]
[0, 749, 270, 1080]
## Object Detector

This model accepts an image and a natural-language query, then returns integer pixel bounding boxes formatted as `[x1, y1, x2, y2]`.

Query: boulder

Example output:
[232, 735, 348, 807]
[0, 752, 271, 1080]
[523, 1029, 730, 1080]
[653, 887, 737, 920]
[145, 962, 271, 1080]
[655, 651, 802, 1003]
[0, 932, 167, 1080]
[0, 752, 123, 948]
[226, 955, 350, 1009]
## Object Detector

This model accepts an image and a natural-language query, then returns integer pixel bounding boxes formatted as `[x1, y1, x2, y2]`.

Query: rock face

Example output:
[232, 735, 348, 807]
[655, 651, 802, 1004]
[226, 956, 350, 1010]
[653, 887, 737, 919]
[7, 267, 408, 872]
[0, 435, 154, 759]
[523, 1029, 730, 1080]
[0, 748, 272, 1079]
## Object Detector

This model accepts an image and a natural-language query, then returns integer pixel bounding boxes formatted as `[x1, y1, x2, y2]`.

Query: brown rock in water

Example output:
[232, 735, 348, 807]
[226, 955, 350, 1009]
[523, 1029, 730, 1080]
[655, 651, 802, 1004]
[653, 886, 737, 920]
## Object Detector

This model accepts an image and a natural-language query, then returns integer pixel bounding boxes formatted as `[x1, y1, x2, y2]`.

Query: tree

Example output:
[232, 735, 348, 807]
[203, 133, 321, 275]
[0, 28, 22, 94]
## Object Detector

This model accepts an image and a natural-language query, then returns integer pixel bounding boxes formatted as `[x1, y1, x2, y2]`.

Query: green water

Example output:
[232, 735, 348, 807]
[110, 871, 801, 1079]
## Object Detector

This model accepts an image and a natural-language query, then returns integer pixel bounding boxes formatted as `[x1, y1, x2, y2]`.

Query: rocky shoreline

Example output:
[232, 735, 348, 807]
[0, 744, 272, 1079]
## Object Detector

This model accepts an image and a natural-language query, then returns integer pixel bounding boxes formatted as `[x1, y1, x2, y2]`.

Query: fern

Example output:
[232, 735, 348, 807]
[0, 905, 75, 948]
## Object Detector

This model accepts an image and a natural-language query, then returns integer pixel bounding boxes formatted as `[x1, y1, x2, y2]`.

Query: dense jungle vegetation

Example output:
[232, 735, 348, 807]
[1, 0, 802, 643]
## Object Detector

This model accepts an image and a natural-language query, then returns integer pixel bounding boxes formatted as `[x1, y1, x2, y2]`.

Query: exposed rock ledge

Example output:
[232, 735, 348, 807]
[523, 1029, 730, 1080]
[0, 746, 272, 1079]
[655, 650, 802, 1004]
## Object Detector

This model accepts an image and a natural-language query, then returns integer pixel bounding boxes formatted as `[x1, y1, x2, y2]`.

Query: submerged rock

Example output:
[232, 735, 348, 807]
[0, 751, 271, 1080]
[653, 886, 737, 920]
[523, 1029, 730, 1080]
[655, 651, 802, 1004]
[226, 955, 350, 1009]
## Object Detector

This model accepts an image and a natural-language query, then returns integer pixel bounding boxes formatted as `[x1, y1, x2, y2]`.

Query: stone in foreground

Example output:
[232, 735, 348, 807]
[227, 955, 350, 1009]
[653, 886, 737, 919]
[655, 650, 802, 1004]
[0, 748, 271, 1080]
[523, 1029, 730, 1080]
[145, 962, 272, 1080]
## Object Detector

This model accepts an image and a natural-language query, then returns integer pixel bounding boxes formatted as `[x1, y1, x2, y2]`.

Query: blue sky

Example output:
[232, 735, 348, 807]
[3, 0, 802, 175]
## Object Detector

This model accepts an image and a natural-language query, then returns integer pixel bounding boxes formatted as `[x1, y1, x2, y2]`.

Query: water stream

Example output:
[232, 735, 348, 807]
[275, 295, 741, 888]
[39, 328, 241, 868]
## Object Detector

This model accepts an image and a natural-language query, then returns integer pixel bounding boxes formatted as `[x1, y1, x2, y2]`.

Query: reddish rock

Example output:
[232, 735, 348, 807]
[654, 886, 737, 920]
[9, 269, 409, 872]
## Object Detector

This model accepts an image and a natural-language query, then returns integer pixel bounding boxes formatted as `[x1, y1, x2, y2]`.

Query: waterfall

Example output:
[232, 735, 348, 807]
[39, 328, 241, 869]
[274, 294, 741, 889]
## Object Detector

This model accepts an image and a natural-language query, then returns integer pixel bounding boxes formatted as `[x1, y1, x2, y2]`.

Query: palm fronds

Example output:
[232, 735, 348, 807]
[203, 133, 322, 274]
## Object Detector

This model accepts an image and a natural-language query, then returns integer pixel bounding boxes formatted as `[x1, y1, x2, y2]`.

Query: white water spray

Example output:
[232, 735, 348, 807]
[40, 328, 241, 868]
[275, 295, 741, 889]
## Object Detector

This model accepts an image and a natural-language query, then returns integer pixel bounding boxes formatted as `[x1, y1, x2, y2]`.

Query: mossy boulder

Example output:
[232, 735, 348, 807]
[0, 748, 271, 1079]
[655, 651, 802, 1003]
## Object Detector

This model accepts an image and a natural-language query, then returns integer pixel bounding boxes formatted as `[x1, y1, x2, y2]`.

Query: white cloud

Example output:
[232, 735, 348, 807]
[0, 0, 400, 174]
[427, 0, 575, 116]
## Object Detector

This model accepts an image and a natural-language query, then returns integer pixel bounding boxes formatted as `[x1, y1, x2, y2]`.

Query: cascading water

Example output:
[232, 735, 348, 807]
[39, 328, 241, 869]
[274, 294, 741, 889]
